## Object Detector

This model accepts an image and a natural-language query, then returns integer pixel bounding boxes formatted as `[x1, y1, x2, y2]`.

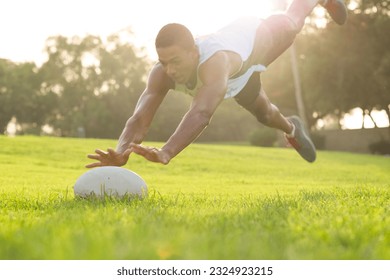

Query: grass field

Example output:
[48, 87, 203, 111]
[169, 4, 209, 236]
[0, 135, 389, 260]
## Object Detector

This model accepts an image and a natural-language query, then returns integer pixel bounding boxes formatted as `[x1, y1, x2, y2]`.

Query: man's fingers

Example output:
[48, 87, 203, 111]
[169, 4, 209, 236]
[127, 143, 168, 164]
[95, 149, 108, 156]
[131, 145, 148, 156]
[85, 162, 102, 168]
[87, 154, 101, 160]
[131, 145, 155, 158]
[129, 143, 141, 149]
[107, 147, 132, 160]
[129, 143, 143, 152]
[107, 148, 116, 156]
[123, 149, 132, 158]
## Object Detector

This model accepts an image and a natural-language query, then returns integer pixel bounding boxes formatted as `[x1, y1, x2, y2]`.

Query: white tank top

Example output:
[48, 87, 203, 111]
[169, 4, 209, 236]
[175, 17, 266, 99]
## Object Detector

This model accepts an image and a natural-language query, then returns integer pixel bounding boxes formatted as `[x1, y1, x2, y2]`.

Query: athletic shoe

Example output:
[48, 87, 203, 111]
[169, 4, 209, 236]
[321, 0, 348, 25]
[285, 116, 317, 163]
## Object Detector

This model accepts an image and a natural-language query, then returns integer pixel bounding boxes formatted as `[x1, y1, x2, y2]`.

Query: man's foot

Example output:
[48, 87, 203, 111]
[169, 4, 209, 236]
[321, 0, 348, 25]
[285, 116, 316, 163]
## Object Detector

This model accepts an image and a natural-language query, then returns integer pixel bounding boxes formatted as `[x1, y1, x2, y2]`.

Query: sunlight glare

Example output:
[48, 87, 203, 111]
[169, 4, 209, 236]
[142, 1, 271, 35]
[0, 0, 279, 64]
[313, 6, 328, 28]
[132, 0, 276, 60]
[342, 108, 390, 129]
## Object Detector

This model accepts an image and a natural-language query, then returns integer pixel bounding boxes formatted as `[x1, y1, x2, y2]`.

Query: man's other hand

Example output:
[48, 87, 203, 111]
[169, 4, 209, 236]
[86, 148, 131, 168]
[129, 143, 171, 165]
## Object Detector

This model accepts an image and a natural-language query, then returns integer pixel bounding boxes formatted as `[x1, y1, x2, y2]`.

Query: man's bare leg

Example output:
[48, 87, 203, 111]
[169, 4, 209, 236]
[254, 0, 347, 133]
[251, 0, 346, 67]
[249, 88, 293, 134]
[248, 89, 316, 162]
[286, 0, 347, 29]
[285, 0, 320, 30]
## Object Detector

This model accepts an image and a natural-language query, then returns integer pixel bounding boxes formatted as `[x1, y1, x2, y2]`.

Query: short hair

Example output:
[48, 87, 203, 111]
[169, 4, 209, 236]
[155, 23, 195, 50]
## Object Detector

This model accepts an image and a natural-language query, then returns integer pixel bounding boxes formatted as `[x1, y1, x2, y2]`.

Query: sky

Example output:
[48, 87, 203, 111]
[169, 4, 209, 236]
[0, 0, 276, 64]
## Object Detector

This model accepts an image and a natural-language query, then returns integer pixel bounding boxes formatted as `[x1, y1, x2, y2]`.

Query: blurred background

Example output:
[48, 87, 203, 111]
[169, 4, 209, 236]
[1, 0, 389, 154]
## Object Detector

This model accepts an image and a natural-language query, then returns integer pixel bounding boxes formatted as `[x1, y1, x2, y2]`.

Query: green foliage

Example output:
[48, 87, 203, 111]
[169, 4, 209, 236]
[262, 0, 390, 128]
[309, 132, 326, 150]
[1, 136, 389, 259]
[147, 93, 260, 143]
[0, 59, 53, 134]
[358, 0, 390, 15]
[199, 99, 260, 142]
[39, 30, 148, 138]
[263, 1, 390, 128]
[369, 139, 390, 155]
[249, 126, 278, 147]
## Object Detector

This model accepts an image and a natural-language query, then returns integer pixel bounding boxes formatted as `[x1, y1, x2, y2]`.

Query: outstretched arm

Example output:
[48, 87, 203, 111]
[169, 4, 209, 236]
[131, 52, 232, 164]
[86, 64, 173, 168]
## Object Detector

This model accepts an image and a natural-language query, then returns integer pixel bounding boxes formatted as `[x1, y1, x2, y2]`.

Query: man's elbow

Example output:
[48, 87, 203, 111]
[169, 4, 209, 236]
[127, 112, 148, 128]
[125, 115, 149, 140]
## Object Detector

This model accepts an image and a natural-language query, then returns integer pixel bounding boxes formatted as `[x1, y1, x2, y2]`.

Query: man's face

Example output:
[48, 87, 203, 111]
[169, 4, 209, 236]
[157, 45, 198, 84]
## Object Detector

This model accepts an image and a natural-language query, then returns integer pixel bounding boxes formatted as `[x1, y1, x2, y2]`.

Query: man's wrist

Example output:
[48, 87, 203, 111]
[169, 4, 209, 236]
[161, 146, 175, 164]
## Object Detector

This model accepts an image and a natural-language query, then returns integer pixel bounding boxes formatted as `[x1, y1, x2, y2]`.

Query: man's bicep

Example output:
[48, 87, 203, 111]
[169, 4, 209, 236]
[132, 89, 167, 128]
[189, 82, 227, 120]
[192, 56, 230, 115]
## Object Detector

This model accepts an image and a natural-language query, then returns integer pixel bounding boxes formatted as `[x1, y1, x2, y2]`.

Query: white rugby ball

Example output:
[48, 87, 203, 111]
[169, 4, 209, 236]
[74, 166, 147, 198]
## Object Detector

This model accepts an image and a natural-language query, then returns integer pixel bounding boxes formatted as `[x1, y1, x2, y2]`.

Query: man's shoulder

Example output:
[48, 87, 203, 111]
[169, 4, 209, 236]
[150, 63, 172, 82]
[148, 63, 175, 92]
[199, 51, 242, 81]
[150, 62, 165, 75]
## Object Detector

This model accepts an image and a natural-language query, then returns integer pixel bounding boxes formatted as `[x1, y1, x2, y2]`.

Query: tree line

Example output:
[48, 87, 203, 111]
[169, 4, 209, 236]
[1, 0, 389, 142]
[264, 0, 390, 129]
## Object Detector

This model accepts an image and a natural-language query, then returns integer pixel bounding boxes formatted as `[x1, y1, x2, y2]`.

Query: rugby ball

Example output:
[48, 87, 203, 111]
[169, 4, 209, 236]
[74, 166, 147, 198]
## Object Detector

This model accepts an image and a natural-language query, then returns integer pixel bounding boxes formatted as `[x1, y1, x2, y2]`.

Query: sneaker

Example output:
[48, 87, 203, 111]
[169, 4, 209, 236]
[321, 0, 348, 25]
[285, 116, 316, 163]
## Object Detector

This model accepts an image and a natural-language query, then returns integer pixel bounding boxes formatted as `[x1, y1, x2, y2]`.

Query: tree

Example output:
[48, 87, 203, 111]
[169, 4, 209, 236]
[39, 29, 148, 138]
[0, 59, 14, 133]
[0, 59, 54, 134]
[357, 0, 390, 15]
[266, 0, 390, 128]
[301, 1, 390, 127]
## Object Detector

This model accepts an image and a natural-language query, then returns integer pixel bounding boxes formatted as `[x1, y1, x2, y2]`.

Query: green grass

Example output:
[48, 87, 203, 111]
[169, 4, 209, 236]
[0, 135, 389, 259]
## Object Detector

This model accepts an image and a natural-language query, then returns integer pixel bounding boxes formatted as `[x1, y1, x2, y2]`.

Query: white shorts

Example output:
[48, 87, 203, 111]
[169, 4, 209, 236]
[197, 17, 267, 99]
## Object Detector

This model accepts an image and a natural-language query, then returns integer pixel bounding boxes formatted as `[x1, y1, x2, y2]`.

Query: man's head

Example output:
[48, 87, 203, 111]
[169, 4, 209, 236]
[155, 23, 198, 84]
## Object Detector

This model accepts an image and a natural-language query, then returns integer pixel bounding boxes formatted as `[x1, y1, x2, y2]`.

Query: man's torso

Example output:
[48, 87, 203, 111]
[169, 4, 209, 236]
[174, 17, 266, 99]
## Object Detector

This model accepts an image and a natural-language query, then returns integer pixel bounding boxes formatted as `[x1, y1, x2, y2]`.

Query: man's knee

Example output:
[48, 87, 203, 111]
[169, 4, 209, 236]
[263, 14, 301, 37]
[284, 14, 305, 33]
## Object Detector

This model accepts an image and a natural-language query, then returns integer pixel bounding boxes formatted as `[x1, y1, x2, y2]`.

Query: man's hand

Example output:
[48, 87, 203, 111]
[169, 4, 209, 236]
[129, 143, 171, 165]
[86, 148, 131, 168]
